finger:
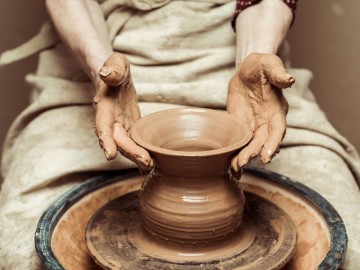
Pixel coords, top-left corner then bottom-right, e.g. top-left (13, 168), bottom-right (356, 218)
top-left (99, 53), bottom-right (130, 86)
top-left (231, 124), bottom-right (268, 174)
top-left (260, 112), bottom-right (287, 164)
top-left (94, 98), bottom-right (117, 160)
top-left (262, 55), bottom-right (295, 89)
top-left (113, 123), bottom-right (154, 173)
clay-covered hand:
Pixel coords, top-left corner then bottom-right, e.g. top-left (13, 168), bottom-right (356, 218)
top-left (227, 53), bottom-right (295, 174)
top-left (93, 52), bottom-right (154, 173)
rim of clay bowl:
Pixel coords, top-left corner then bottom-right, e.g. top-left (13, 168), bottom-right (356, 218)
top-left (35, 167), bottom-right (347, 270)
top-left (130, 108), bottom-right (253, 157)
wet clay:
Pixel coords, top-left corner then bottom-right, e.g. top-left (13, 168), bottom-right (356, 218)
top-left (130, 108), bottom-right (252, 244)
top-left (94, 52), bottom-right (153, 173)
top-left (51, 172), bottom-right (330, 270)
top-left (85, 191), bottom-right (296, 270)
top-left (227, 53), bottom-right (295, 172)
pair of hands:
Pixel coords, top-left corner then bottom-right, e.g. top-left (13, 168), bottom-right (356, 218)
top-left (93, 52), bottom-right (295, 175)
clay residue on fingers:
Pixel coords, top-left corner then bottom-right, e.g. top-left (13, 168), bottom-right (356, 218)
top-left (227, 53), bottom-right (294, 171)
top-left (99, 53), bottom-right (130, 86)
top-left (99, 65), bottom-right (126, 86)
top-left (94, 52), bottom-right (150, 168)
top-left (261, 54), bottom-right (295, 88)
top-left (114, 122), bottom-right (154, 173)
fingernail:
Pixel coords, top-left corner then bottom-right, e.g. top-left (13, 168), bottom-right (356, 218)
top-left (136, 154), bottom-right (147, 165)
top-left (99, 67), bottom-right (112, 77)
top-left (99, 131), bottom-right (107, 138)
top-left (239, 158), bottom-right (248, 169)
top-left (105, 148), bottom-right (111, 159)
top-left (261, 155), bottom-right (271, 164)
top-left (286, 75), bottom-right (295, 83)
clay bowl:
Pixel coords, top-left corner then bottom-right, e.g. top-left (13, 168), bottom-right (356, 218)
top-left (35, 168), bottom-right (347, 270)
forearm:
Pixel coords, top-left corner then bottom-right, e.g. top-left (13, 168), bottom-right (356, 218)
top-left (235, 0), bottom-right (292, 64)
top-left (45, 0), bottom-right (112, 83)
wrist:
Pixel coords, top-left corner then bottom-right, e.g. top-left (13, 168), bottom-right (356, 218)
top-left (234, 0), bottom-right (292, 65)
top-left (237, 45), bottom-right (277, 65)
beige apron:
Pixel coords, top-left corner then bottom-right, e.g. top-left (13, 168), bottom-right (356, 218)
top-left (0, 0), bottom-right (359, 269)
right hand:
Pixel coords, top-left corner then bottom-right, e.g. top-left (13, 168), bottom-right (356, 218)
top-left (93, 52), bottom-right (154, 173)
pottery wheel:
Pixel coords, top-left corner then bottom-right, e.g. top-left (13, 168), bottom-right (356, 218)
top-left (86, 191), bottom-right (297, 270)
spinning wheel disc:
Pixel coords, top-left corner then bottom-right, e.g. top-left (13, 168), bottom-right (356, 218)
top-left (86, 191), bottom-right (297, 270)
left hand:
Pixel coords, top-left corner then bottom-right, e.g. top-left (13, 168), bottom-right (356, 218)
top-left (227, 53), bottom-right (295, 175)
top-left (93, 53), bottom-right (154, 174)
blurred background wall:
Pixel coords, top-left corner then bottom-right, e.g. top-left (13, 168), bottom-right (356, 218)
top-left (0, 0), bottom-right (359, 160)
top-left (287, 0), bottom-right (360, 152)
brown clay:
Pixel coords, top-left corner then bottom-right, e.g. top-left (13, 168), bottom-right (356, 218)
top-left (227, 53), bottom-right (295, 173)
top-left (93, 52), bottom-right (153, 173)
top-left (130, 108), bottom-right (252, 244)
top-left (86, 191), bottom-right (297, 269)
top-left (51, 173), bottom-right (330, 270)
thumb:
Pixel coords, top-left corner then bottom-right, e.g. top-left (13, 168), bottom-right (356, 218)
top-left (263, 56), bottom-right (295, 89)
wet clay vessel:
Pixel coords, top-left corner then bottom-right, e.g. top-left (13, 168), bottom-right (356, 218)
top-left (130, 108), bottom-right (252, 244)
top-left (84, 109), bottom-right (298, 269)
